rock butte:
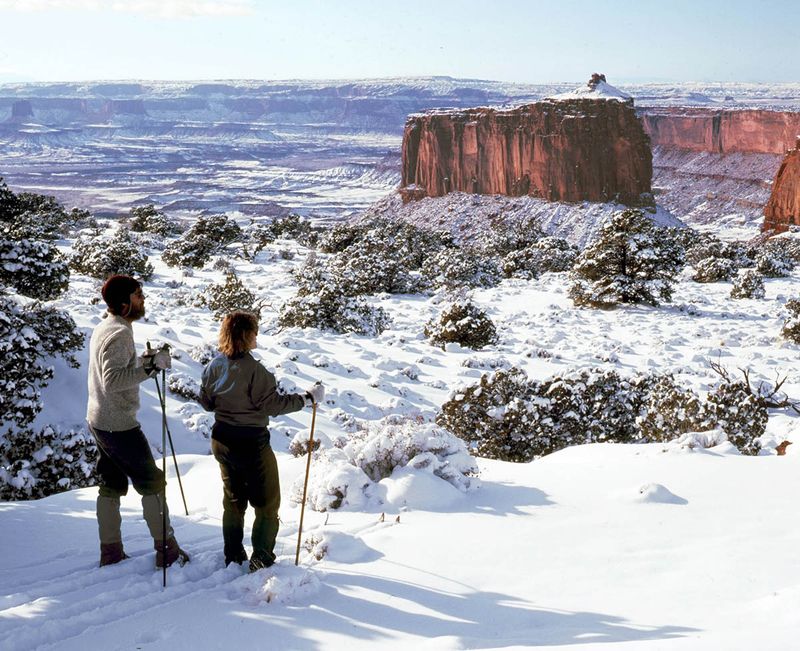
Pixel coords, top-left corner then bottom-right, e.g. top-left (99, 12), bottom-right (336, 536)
top-left (764, 138), bottom-right (800, 232)
top-left (401, 75), bottom-right (654, 207)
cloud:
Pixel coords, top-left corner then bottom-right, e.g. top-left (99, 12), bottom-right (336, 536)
top-left (0, 0), bottom-right (255, 18)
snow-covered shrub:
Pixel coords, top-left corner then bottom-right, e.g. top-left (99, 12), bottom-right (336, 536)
top-left (540, 367), bottom-right (647, 446)
top-left (424, 299), bottom-right (498, 350)
top-left (501, 247), bottom-right (542, 280)
top-left (568, 209), bottom-right (685, 308)
top-left (0, 425), bottom-right (97, 500)
top-left (763, 236), bottom-right (800, 263)
top-left (502, 237), bottom-right (578, 279)
top-left (671, 429), bottom-right (728, 451)
top-left (128, 204), bottom-right (177, 236)
top-left (246, 214), bottom-right (318, 257)
top-left (318, 223), bottom-right (366, 253)
top-left (705, 380), bottom-right (767, 455)
top-left (780, 299), bottom-right (800, 343)
top-left (475, 218), bottom-right (544, 255)
top-left (348, 416), bottom-right (479, 488)
top-left (692, 257), bottom-right (737, 283)
top-left (755, 248), bottom-right (794, 278)
top-left (201, 272), bottom-right (259, 319)
top-left (636, 374), bottom-right (709, 442)
top-left (0, 297), bottom-right (83, 430)
top-left (268, 213), bottom-right (316, 244)
top-left (290, 416), bottom-right (479, 511)
top-left (330, 247), bottom-right (423, 296)
top-left (162, 214), bottom-right (242, 268)
top-left (167, 372), bottom-right (201, 402)
top-left (437, 367), bottom-right (542, 462)
top-left (0, 237), bottom-right (70, 300)
top-left (439, 366), bottom-right (657, 462)
top-left (730, 269), bottom-right (765, 299)
top-left (70, 228), bottom-right (154, 280)
top-left (188, 341), bottom-right (218, 365)
top-left (278, 255), bottom-right (390, 336)
top-left (684, 232), bottom-right (751, 268)
top-left (0, 178), bottom-right (95, 240)
top-left (532, 237), bottom-right (579, 272)
top-left (288, 430), bottom-right (321, 457)
top-left (421, 247), bottom-right (501, 290)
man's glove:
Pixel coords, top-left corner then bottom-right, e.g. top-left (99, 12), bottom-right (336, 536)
top-left (306, 382), bottom-right (325, 405)
top-left (142, 346), bottom-right (171, 374)
top-left (152, 349), bottom-right (172, 370)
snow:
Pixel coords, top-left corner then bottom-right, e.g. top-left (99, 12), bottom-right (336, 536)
top-left (549, 80), bottom-right (633, 103)
top-left (3, 133), bottom-right (800, 648)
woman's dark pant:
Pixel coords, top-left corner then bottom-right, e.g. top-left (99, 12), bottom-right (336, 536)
top-left (211, 432), bottom-right (281, 565)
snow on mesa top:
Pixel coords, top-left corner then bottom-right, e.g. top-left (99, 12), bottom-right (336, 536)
top-left (549, 73), bottom-right (633, 102)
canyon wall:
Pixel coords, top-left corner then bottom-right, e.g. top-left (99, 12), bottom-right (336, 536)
top-left (401, 99), bottom-right (652, 205)
top-left (641, 108), bottom-right (800, 155)
top-left (638, 108), bottom-right (800, 230)
top-left (763, 138), bottom-right (800, 231)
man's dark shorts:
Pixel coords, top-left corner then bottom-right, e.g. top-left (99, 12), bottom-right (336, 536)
top-left (89, 425), bottom-right (165, 498)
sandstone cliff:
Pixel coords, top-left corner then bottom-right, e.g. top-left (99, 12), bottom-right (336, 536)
top-left (401, 80), bottom-right (652, 205)
top-left (764, 138), bottom-right (800, 232)
top-left (641, 108), bottom-right (800, 155)
top-left (639, 108), bottom-right (800, 230)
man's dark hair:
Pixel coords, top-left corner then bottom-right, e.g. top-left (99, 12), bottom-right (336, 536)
top-left (101, 275), bottom-right (141, 315)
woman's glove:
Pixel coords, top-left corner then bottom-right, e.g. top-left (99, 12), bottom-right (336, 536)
top-left (306, 382), bottom-right (325, 405)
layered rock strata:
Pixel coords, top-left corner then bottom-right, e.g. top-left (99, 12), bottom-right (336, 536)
top-left (640, 109), bottom-right (800, 155)
top-left (639, 108), bottom-right (800, 228)
top-left (764, 138), bottom-right (800, 232)
top-left (402, 96), bottom-right (652, 205)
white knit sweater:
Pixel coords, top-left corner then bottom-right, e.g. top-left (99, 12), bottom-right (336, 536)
top-left (86, 313), bottom-right (151, 432)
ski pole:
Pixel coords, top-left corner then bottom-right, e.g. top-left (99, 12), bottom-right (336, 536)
top-left (153, 370), bottom-right (189, 516)
top-left (295, 400), bottom-right (317, 566)
top-left (161, 374), bottom-right (167, 589)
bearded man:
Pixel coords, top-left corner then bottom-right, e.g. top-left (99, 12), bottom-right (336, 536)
top-left (87, 274), bottom-right (189, 568)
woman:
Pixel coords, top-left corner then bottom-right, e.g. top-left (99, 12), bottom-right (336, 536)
top-left (200, 311), bottom-right (324, 571)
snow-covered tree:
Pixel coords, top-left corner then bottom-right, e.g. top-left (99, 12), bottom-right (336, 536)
top-left (424, 298), bottom-right (498, 350)
top-left (730, 269), bottom-right (765, 299)
top-left (755, 248), bottom-right (794, 278)
top-left (421, 246), bottom-right (501, 290)
top-left (0, 180), bottom-right (91, 500)
top-left (692, 257), bottom-right (737, 283)
top-left (128, 204), bottom-right (177, 236)
top-left (781, 299), bottom-right (800, 343)
top-left (162, 214), bottom-right (242, 268)
top-left (202, 271), bottom-right (258, 319)
top-left (568, 209), bottom-right (685, 308)
top-left (70, 228), bottom-right (154, 280)
top-left (278, 254), bottom-right (390, 336)
top-left (502, 237), bottom-right (577, 279)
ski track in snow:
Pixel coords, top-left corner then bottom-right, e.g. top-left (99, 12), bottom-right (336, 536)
top-left (0, 530), bottom-right (323, 651)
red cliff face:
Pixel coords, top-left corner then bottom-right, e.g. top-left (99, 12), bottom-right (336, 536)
top-left (641, 108), bottom-right (800, 155)
top-left (401, 98), bottom-right (653, 206)
top-left (764, 138), bottom-right (800, 232)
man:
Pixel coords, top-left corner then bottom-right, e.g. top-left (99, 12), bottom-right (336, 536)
top-left (87, 274), bottom-right (189, 568)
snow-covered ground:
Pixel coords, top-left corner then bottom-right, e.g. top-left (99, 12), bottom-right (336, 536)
top-left (2, 197), bottom-right (800, 649)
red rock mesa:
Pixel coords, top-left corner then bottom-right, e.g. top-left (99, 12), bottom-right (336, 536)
top-left (401, 75), bottom-right (653, 206)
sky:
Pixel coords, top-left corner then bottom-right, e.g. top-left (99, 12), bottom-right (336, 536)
top-left (0, 0), bottom-right (798, 84)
